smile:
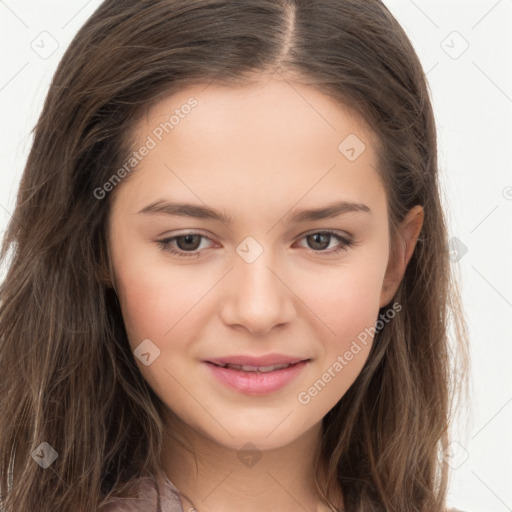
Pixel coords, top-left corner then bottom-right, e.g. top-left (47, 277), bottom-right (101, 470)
top-left (203, 360), bottom-right (309, 395)
top-left (210, 362), bottom-right (294, 372)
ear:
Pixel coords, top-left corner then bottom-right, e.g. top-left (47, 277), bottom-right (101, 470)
top-left (379, 205), bottom-right (424, 308)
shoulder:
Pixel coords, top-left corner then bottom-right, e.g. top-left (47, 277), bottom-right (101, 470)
top-left (98, 475), bottom-right (185, 512)
top-left (98, 476), bottom-right (159, 512)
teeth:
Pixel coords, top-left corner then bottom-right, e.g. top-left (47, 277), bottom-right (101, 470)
top-left (219, 363), bottom-right (293, 372)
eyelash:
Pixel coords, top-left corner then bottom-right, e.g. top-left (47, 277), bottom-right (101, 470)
top-left (156, 230), bottom-right (354, 258)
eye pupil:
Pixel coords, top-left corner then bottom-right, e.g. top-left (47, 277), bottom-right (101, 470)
top-left (308, 233), bottom-right (330, 250)
top-left (177, 234), bottom-right (201, 251)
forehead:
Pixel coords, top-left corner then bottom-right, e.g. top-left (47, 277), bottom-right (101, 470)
top-left (112, 78), bottom-right (386, 221)
top-left (139, 78), bottom-right (375, 154)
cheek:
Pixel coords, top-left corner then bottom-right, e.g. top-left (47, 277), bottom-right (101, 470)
top-left (114, 264), bottom-right (206, 402)
top-left (293, 255), bottom-right (387, 347)
top-left (116, 261), bottom-right (206, 345)
top-left (293, 263), bottom-right (386, 412)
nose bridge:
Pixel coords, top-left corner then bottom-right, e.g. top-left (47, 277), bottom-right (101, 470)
top-left (220, 235), bottom-right (294, 335)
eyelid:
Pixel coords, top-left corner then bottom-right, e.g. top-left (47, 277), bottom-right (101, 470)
top-left (298, 227), bottom-right (352, 239)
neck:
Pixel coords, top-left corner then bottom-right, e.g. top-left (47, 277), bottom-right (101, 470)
top-left (158, 413), bottom-right (342, 512)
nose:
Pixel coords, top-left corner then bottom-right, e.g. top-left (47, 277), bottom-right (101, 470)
top-left (219, 246), bottom-right (296, 336)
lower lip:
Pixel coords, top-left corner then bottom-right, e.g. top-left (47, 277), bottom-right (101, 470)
top-left (204, 361), bottom-right (309, 395)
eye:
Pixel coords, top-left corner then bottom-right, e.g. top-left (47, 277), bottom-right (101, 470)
top-left (156, 233), bottom-right (215, 258)
top-left (294, 230), bottom-right (354, 254)
top-left (156, 230), bottom-right (354, 259)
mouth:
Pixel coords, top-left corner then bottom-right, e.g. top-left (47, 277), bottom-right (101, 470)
top-left (204, 353), bottom-right (309, 368)
top-left (203, 357), bottom-right (310, 395)
top-left (207, 361), bottom-right (304, 373)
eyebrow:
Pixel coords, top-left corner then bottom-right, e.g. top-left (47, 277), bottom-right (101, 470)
top-left (137, 199), bottom-right (371, 224)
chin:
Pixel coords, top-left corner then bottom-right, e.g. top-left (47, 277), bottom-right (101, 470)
top-left (193, 415), bottom-right (319, 452)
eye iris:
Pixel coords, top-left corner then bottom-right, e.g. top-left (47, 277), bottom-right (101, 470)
top-left (177, 234), bottom-right (202, 251)
top-left (308, 233), bottom-right (330, 250)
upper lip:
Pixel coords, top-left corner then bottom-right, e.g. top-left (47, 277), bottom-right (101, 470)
top-left (205, 354), bottom-right (310, 367)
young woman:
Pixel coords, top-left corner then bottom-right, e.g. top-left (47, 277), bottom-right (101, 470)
top-left (0, 1), bottom-right (469, 511)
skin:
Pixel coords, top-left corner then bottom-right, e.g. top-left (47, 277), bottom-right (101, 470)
top-left (107, 74), bottom-right (424, 512)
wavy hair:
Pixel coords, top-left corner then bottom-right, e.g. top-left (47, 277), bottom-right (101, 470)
top-left (0, 1), bottom-right (469, 510)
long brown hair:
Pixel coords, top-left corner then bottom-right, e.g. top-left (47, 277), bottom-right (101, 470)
top-left (0, 1), bottom-right (469, 510)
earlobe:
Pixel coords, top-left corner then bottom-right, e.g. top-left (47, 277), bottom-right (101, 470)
top-left (379, 205), bottom-right (424, 308)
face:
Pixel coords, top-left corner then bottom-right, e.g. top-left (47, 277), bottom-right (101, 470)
top-left (107, 76), bottom-right (408, 452)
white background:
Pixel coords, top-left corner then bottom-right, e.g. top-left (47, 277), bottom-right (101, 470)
top-left (1, 1), bottom-right (511, 510)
